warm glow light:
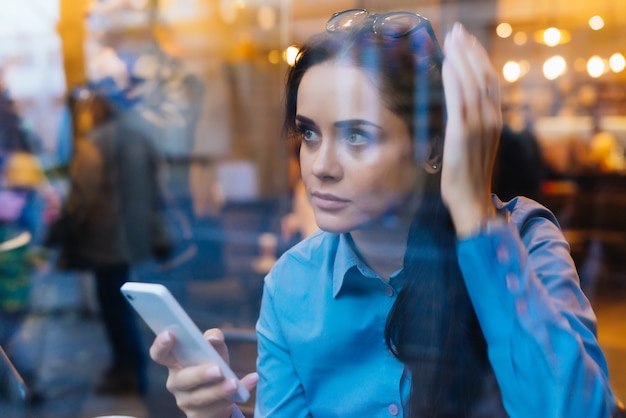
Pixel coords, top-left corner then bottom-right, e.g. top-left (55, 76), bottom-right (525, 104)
top-left (128, 0), bottom-right (149, 9)
top-left (519, 60), bottom-right (530, 76)
top-left (543, 55), bottom-right (567, 80)
top-left (543, 27), bottom-right (561, 47)
top-left (534, 28), bottom-right (570, 45)
top-left (513, 32), bottom-right (527, 45)
top-left (220, 0), bottom-right (237, 23)
top-left (284, 45), bottom-right (300, 66)
top-left (574, 58), bottom-right (587, 72)
top-left (587, 55), bottom-right (605, 78)
top-left (268, 50), bottom-right (281, 65)
top-left (496, 23), bottom-right (513, 38)
top-left (502, 61), bottom-right (521, 82)
top-left (589, 15), bottom-right (604, 30)
top-left (609, 53), bottom-right (626, 72)
top-left (257, 5), bottom-right (276, 30)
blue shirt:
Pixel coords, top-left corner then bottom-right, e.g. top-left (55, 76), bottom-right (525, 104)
top-left (254, 196), bottom-right (616, 417)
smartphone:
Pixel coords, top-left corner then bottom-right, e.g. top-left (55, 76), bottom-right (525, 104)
top-left (120, 282), bottom-right (250, 403)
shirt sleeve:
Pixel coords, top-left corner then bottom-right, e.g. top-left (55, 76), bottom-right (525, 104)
top-left (457, 215), bottom-right (616, 418)
top-left (255, 271), bottom-right (312, 418)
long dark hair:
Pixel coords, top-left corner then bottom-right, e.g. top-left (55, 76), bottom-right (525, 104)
top-left (284, 16), bottom-right (497, 417)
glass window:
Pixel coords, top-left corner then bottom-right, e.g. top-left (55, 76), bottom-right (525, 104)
top-left (1, 1), bottom-right (624, 416)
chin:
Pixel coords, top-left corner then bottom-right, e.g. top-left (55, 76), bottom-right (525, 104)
top-left (314, 212), bottom-right (370, 234)
top-left (315, 221), bottom-right (352, 234)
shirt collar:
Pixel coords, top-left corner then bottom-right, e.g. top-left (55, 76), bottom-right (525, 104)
top-left (332, 233), bottom-right (397, 298)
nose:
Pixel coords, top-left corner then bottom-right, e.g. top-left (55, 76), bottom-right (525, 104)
top-left (310, 139), bottom-right (342, 181)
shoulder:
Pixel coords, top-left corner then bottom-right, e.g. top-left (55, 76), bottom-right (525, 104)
top-left (496, 195), bottom-right (571, 255)
top-left (271, 230), bottom-right (338, 275)
top-left (264, 230), bottom-right (339, 293)
top-left (497, 195), bottom-right (560, 233)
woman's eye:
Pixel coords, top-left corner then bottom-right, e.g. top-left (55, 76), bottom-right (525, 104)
top-left (298, 126), bottom-right (319, 142)
top-left (342, 130), bottom-right (374, 146)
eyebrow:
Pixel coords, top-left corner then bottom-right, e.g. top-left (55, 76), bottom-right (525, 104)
top-left (296, 115), bottom-right (383, 131)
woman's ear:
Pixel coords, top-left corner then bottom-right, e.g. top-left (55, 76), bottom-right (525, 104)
top-left (423, 135), bottom-right (442, 174)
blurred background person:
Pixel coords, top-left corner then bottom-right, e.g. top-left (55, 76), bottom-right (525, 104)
top-left (0, 82), bottom-right (53, 401)
top-left (46, 87), bottom-right (172, 396)
top-left (492, 103), bottom-right (546, 202)
top-left (280, 179), bottom-right (318, 243)
top-left (280, 143), bottom-right (318, 250)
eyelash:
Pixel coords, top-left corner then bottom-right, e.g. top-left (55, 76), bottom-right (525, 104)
top-left (296, 124), bottom-right (318, 142)
top-left (295, 124), bottom-right (378, 147)
top-left (339, 128), bottom-right (376, 146)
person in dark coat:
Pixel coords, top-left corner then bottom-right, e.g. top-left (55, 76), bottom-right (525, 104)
top-left (56, 88), bottom-right (171, 395)
top-left (492, 103), bottom-right (545, 202)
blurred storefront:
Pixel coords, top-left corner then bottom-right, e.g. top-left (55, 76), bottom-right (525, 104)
top-left (1, 0), bottom-right (625, 309)
top-left (51, 0), bottom-right (626, 278)
top-left (0, 2), bottom-right (69, 168)
top-left (3, 0), bottom-right (624, 194)
top-left (1, 1), bottom-right (625, 415)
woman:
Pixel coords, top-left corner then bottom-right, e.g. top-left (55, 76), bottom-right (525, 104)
top-left (150, 9), bottom-right (617, 417)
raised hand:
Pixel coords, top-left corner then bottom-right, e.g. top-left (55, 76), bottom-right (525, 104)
top-left (440, 22), bottom-right (503, 237)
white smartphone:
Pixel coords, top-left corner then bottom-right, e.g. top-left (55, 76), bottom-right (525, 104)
top-left (120, 282), bottom-right (250, 403)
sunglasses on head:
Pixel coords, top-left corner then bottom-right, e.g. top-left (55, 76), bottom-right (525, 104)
top-left (325, 9), bottom-right (444, 62)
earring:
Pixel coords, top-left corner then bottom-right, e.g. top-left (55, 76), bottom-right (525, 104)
top-left (423, 159), bottom-right (441, 174)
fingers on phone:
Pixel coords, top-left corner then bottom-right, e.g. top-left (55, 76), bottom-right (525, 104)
top-left (204, 328), bottom-right (224, 343)
top-left (241, 372), bottom-right (259, 391)
top-left (169, 364), bottom-right (241, 401)
top-left (150, 331), bottom-right (177, 365)
top-left (167, 364), bottom-right (216, 394)
top-left (204, 328), bottom-right (230, 361)
top-left (173, 380), bottom-right (237, 413)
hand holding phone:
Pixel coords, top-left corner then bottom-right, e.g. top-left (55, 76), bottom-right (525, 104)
top-left (120, 282), bottom-right (250, 403)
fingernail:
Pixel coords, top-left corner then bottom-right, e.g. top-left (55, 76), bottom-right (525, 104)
top-left (247, 372), bottom-right (259, 385)
top-left (159, 331), bottom-right (171, 345)
top-left (207, 334), bottom-right (221, 342)
top-left (455, 24), bottom-right (464, 40)
top-left (205, 365), bottom-right (223, 379)
top-left (222, 378), bottom-right (238, 393)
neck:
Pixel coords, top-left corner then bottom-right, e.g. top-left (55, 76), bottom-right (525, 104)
top-left (349, 195), bottom-right (419, 282)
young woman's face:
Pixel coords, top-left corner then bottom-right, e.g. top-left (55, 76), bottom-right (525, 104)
top-left (297, 62), bottom-right (420, 233)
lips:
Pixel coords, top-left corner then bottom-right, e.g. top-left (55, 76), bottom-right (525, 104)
top-left (311, 192), bottom-right (350, 211)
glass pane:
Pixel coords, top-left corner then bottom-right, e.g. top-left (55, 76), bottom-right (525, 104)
top-left (0, 1), bottom-right (624, 416)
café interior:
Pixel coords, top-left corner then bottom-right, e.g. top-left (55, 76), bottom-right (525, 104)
top-left (1, 0), bottom-right (625, 416)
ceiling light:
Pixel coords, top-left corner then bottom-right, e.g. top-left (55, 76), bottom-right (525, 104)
top-left (496, 23), bottom-right (513, 38)
top-left (589, 16), bottom-right (604, 30)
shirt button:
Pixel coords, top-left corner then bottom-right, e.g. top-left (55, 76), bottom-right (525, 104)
top-left (506, 272), bottom-right (519, 293)
top-left (385, 287), bottom-right (395, 297)
top-left (496, 245), bottom-right (510, 264)
top-left (388, 403), bottom-right (399, 416)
